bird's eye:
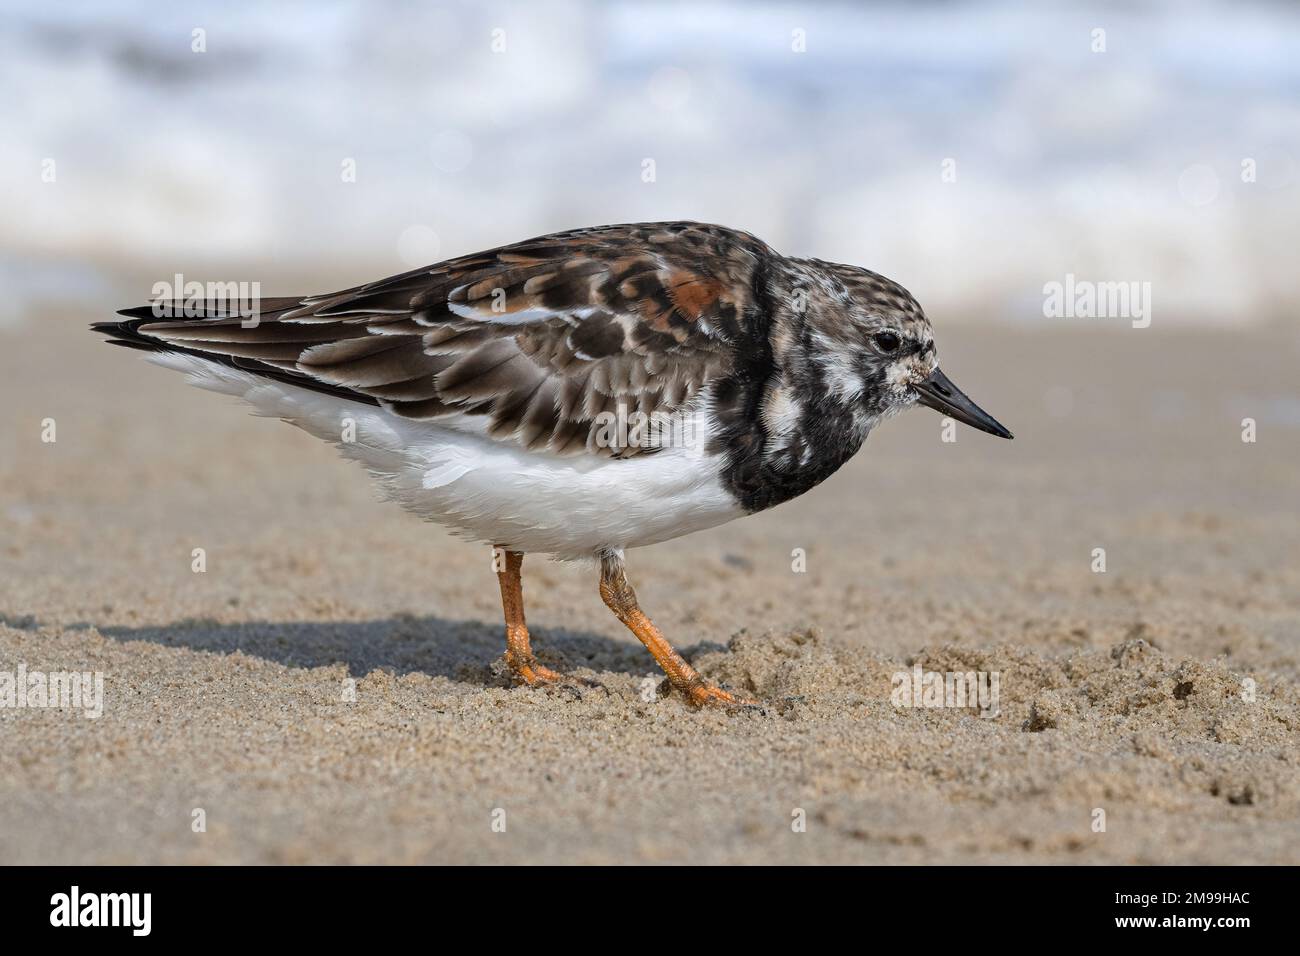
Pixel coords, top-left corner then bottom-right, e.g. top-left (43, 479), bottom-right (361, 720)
top-left (873, 331), bottom-right (902, 353)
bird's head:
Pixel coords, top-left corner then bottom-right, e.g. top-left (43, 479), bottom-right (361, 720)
top-left (792, 259), bottom-right (1013, 440)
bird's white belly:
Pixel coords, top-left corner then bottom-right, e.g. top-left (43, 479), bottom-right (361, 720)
top-left (153, 353), bottom-right (744, 558)
top-left (396, 424), bottom-right (744, 556)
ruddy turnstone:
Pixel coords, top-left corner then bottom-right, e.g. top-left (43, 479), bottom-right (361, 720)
top-left (94, 221), bottom-right (1011, 707)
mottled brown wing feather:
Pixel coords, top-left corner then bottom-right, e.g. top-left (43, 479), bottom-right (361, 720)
top-left (124, 222), bottom-right (768, 457)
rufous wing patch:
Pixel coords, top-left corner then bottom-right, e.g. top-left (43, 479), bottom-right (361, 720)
top-left (667, 272), bottom-right (725, 321)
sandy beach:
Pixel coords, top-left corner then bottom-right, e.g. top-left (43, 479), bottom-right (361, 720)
top-left (2, 312), bottom-right (1297, 864)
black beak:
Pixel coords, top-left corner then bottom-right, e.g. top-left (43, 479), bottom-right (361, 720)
top-left (913, 367), bottom-right (1014, 439)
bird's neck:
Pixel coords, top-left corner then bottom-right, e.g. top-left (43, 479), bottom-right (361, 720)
top-left (709, 261), bottom-right (876, 513)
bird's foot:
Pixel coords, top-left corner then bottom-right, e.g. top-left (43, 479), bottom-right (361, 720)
top-left (506, 652), bottom-right (605, 699)
top-left (680, 679), bottom-right (763, 713)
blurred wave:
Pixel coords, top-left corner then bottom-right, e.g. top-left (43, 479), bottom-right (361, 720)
top-left (2, 0), bottom-right (1298, 327)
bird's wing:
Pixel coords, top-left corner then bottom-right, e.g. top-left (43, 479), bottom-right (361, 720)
top-left (97, 222), bottom-right (768, 456)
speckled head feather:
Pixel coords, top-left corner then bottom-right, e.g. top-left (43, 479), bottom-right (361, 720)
top-left (783, 257), bottom-right (938, 406)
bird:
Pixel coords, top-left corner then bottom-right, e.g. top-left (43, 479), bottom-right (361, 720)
top-left (93, 221), bottom-right (1012, 708)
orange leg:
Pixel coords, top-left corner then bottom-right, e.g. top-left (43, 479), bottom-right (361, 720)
top-left (495, 549), bottom-right (594, 692)
top-left (598, 553), bottom-right (756, 709)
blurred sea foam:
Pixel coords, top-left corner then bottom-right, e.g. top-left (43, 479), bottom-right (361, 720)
top-left (2, 0), bottom-right (1298, 328)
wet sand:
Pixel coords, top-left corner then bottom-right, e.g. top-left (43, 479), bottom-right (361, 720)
top-left (1, 312), bottom-right (1297, 864)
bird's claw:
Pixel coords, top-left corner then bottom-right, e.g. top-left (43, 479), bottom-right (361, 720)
top-left (681, 680), bottom-right (764, 713)
top-left (506, 654), bottom-right (605, 700)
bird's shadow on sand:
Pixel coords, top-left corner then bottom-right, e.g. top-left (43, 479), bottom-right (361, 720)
top-left (55, 614), bottom-right (725, 687)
